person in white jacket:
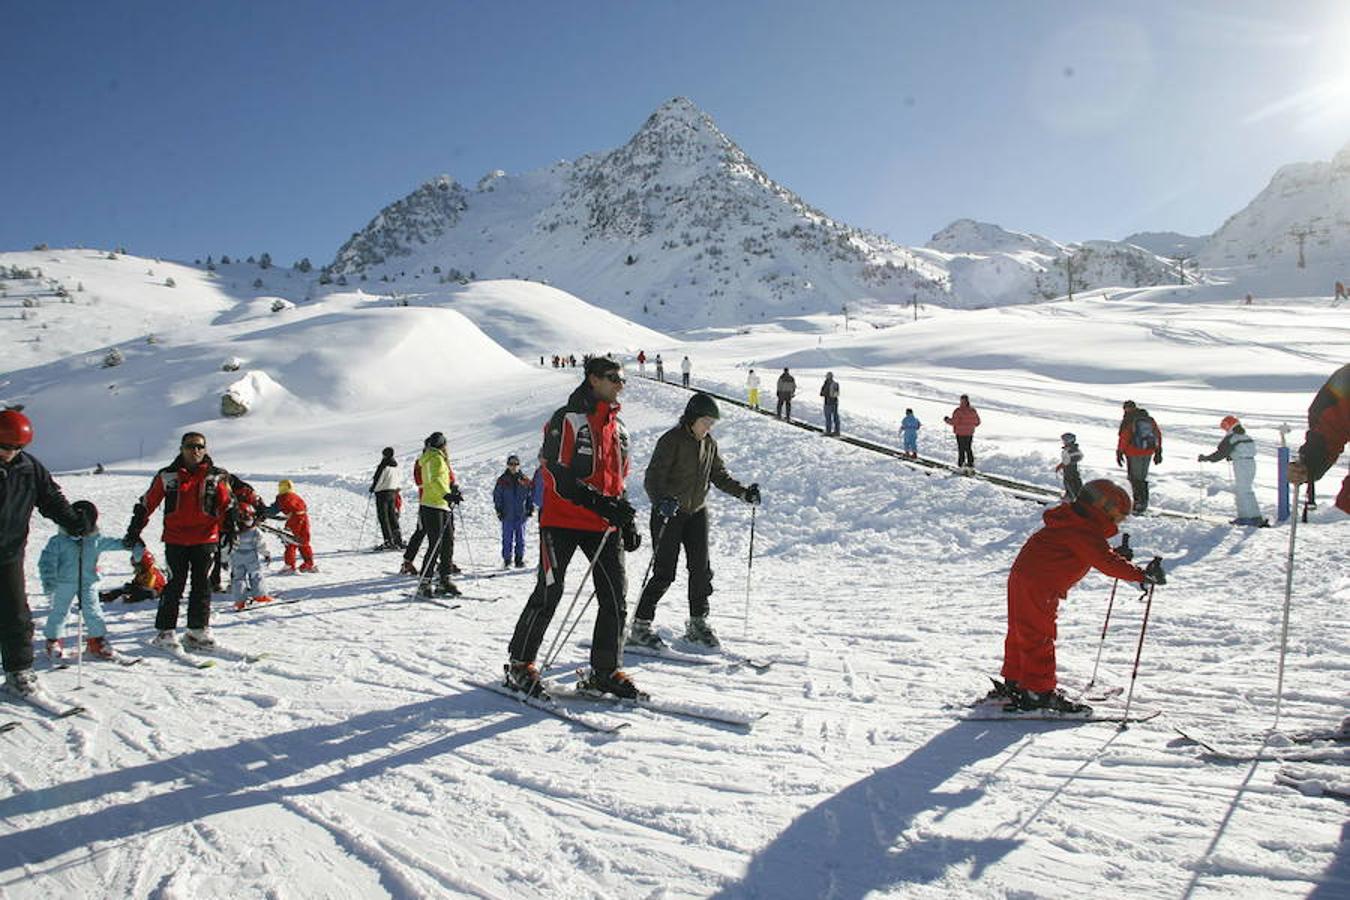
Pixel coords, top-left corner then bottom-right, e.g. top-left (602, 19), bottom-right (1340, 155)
top-left (1197, 416), bottom-right (1265, 526)
top-left (681, 355), bottom-right (692, 388)
top-left (746, 369), bottom-right (761, 410)
top-left (369, 447), bottom-right (405, 550)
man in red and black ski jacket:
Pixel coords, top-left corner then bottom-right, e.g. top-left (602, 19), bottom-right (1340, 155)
top-left (506, 356), bottom-right (643, 698)
top-left (1290, 362), bottom-right (1350, 514)
top-left (124, 432), bottom-right (233, 639)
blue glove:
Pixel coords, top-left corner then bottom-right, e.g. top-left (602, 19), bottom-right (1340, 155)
top-left (656, 497), bottom-right (680, 519)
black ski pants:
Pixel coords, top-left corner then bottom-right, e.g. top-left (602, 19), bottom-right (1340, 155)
top-left (776, 394), bottom-right (792, 420)
top-left (418, 506), bottom-right (454, 583)
top-left (157, 542), bottom-right (216, 631)
top-left (956, 435), bottom-right (975, 469)
top-left (0, 557), bottom-right (34, 673)
top-left (375, 490), bottom-right (403, 546)
top-left (508, 526), bottom-right (627, 672)
top-left (636, 508), bottom-right (713, 621)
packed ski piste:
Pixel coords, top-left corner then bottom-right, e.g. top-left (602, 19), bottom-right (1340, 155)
top-left (0, 262), bottom-right (1346, 898)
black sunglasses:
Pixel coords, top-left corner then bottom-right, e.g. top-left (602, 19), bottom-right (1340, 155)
top-left (182, 443), bottom-right (207, 450)
top-left (0, 443), bottom-right (22, 452)
top-left (602, 372), bottom-right (626, 384)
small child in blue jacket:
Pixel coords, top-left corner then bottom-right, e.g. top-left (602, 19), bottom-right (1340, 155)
top-left (899, 409), bottom-right (922, 458)
top-left (39, 500), bottom-right (126, 660)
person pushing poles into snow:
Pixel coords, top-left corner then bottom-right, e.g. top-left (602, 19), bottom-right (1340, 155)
top-left (1197, 416), bottom-right (1267, 526)
top-left (630, 392), bottom-right (761, 652)
top-left (992, 479), bottom-right (1164, 715)
top-left (504, 355), bottom-right (643, 700)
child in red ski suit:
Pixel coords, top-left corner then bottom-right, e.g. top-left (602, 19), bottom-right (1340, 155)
top-left (268, 480), bottom-right (315, 572)
top-left (1001, 480), bottom-right (1150, 710)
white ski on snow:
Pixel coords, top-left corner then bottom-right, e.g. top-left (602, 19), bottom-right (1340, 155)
top-left (473, 678), bottom-right (629, 735)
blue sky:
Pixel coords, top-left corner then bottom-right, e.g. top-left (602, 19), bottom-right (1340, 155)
top-left (4, 1), bottom-right (1349, 266)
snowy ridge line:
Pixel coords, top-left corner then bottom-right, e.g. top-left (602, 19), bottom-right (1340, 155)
top-left (647, 375), bottom-right (1217, 523)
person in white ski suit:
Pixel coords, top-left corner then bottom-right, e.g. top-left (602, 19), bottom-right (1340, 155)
top-left (681, 356), bottom-right (692, 388)
top-left (1198, 416), bottom-right (1263, 525)
top-left (746, 370), bottom-right (761, 410)
top-left (229, 512), bottom-right (270, 608)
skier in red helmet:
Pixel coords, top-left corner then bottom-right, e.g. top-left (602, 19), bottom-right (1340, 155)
top-left (0, 408), bottom-right (89, 698)
top-left (996, 479), bottom-right (1164, 714)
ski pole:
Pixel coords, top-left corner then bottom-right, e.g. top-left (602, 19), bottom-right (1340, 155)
top-left (1086, 533), bottom-right (1129, 691)
top-left (743, 504), bottom-right (757, 638)
top-left (1119, 579), bottom-right (1157, 729)
top-left (455, 504), bottom-right (475, 570)
top-left (541, 527), bottom-right (614, 669)
top-left (75, 537), bottom-right (85, 689)
top-left (638, 515), bottom-right (672, 597)
top-left (355, 492), bottom-right (372, 552)
top-left (1273, 504), bottom-right (1299, 730)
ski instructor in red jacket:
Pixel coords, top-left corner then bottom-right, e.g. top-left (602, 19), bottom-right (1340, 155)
top-left (998, 479), bottom-right (1163, 714)
top-left (124, 431), bottom-right (233, 652)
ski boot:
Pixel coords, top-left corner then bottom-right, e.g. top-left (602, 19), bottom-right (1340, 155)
top-left (627, 618), bottom-right (667, 651)
top-left (86, 637), bottom-right (116, 660)
top-left (45, 638), bottom-right (64, 661)
top-left (184, 627), bottom-right (216, 650)
top-left (2, 669), bottom-right (39, 697)
top-left (435, 580), bottom-right (461, 597)
top-left (578, 668), bottom-right (646, 700)
top-left (502, 559), bottom-right (511, 570)
top-left (983, 677), bottom-right (1019, 702)
top-left (683, 616), bottom-right (720, 648)
top-left (504, 661), bottom-right (547, 698)
top-left (399, 559), bottom-right (419, 576)
top-left (449, 563), bottom-right (462, 575)
top-left (298, 562), bottom-right (318, 573)
top-left (514, 557), bottom-right (526, 569)
top-left (151, 630), bottom-right (180, 649)
top-left (1012, 688), bottom-right (1090, 715)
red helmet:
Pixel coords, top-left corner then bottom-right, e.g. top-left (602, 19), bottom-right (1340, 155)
top-left (1220, 415), bottom-right (1239, 431)
top-left (140, 550), bottom-right (155, 566)
top-left (1079, 479), bottom-right (1132, 519)
top-left (0, 409), bottom-right (33, 447)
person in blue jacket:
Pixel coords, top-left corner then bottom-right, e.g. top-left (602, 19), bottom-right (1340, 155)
top-left (39, 500), bottom-right (126, 661)
top-left (899, 409), bottom-right (922, 458)
top-left (493, 454), bottom-right (535, 568)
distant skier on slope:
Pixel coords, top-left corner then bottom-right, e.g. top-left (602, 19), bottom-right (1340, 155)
top-left (899, 409), bottom-right (921, 458)
top-left (1197, 416), bottom-right (1266, 526)
top-left (681, 355), bottom-right (692, 388)
top-left (943, 395), bottom-right (980, 473)
top-left (630, 393), bottom-right (760, 651)
top-left (493, 454), bottom-right (534, 569)
top-left (1055, 432), bottom-right (1084, 501)
top-left (637, 350), bottom-right (647, 377)
top-left (746, 369), bottom-right (761, 410)
top-left (1288, 362), bottom-right (1350, 514)
top-left (655, 354), bottom-right (665, 383)
top-left (775, 368), bottom-right (797, 420)
top-left (1116, 400), bottom-right (1162, 513)
top-left (369, 447), bottom-right (404, 551)
top-left (504, 356), bottom-right (643, 700)
top-left (995, 479), bottom-right (1162, 714)
top-left (820, 372), bottom-right (841, 436)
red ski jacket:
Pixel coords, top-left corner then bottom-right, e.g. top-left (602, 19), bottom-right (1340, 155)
top-left (1008, 503), bottom-right (1145, 599)
top-left (131, 455), bottom-right (232, 546)
top-left (1298, 362), bottom-right (1350, 513)
top-left (538, 382), bottom-right (631, 532)
top-left (946, 404), bottom-right (980, 436)
top-left (272, 492), bottom-right (311, 541)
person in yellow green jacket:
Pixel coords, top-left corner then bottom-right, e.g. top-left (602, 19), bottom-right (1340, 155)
top-left (415, 432), bottom-right (462, 597)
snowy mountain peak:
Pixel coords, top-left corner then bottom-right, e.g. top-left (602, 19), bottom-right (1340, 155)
top-left (330, 175), bottom-right (469, 274)
top-left (926, 219), bottom-right (1064, 256)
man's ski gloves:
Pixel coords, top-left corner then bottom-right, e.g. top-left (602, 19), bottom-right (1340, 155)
top-left (590, 493), bottom-right (637, 528)
top-left (1143, 556), bottom-right (1166, 586)
top-left (1153, 451), bottom-right (1163, 464)
top-left (655, 497), bottom-right (680, 519)
top-left (621, 522), bottom-right (642, 552)
top-left (744, 483), bottom-right (762, 505)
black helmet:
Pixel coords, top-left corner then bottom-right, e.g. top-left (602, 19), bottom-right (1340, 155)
top-left (72, 499), bottom-right (98, 528)
top-left (683, 392), bottom-right (720, 424)
top-left (382, 446), bottom-right (395, 457)
top-left (427, 431), bottom-right (446, 449)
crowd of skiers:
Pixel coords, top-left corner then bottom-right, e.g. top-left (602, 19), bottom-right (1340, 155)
top-left (0, 361), bottom-right (1345, 708)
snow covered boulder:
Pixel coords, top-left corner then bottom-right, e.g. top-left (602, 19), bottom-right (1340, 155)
top-left (222, 356), bottom-right (242, 372)
top-left (220, 370), bottom-right (284, 417)
top-left (101, 348), bottom-right (124, 368)
top-left (270, 297), bottom-right (295, 313)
